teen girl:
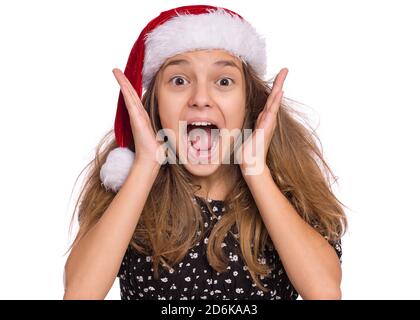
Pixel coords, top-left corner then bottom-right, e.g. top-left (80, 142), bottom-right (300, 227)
top-left (64, 5), bottom-right (347, 300)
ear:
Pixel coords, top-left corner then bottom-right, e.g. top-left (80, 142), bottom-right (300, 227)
top-left (99, 147), bottom-right (135, 192)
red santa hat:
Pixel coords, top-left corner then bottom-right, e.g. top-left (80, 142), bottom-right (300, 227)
top-left (100, 4), bottom-right (267, 192)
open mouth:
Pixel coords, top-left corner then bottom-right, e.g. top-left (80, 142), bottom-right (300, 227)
top-left (185, 122), bottom-right (221, 163)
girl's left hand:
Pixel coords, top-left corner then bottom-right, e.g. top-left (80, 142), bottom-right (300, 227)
top-left (236, 68), bottom-right (288, 177)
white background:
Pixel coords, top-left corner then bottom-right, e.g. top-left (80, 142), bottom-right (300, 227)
top-left (0, 0), bottom-right (419, 299)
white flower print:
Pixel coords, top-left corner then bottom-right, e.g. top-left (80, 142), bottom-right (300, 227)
top-left (117, 195), bottom-right (309, 301)
top-left (189, 252), bottom-right (198, 259)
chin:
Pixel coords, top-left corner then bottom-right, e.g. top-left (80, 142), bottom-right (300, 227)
top-left (183, 162), bottom-right (222, 177)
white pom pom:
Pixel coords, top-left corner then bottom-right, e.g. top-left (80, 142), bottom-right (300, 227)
top-left (100, 147), bottom-right (135, 192)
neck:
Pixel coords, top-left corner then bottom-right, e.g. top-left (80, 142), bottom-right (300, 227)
top-left (192, 165), bottom-right (238, 201)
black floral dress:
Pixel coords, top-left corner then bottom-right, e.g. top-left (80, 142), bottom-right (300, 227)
top-left (117, 195), bottom-right (342, 300)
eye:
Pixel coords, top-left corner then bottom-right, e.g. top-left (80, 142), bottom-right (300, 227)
top-left (169, 76), bottom-right (189, 86)
top-left (217, 78), bottom-right (234, 87)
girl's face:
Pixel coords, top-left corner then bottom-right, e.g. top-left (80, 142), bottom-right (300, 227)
top-left (157, 49), bottom-right (246, 177)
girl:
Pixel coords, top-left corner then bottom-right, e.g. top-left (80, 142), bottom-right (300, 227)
top-left (64, 5), bottom-right (347, 300)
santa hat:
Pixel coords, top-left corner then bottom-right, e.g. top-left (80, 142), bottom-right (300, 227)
top-left (100, 4), bottom-right (267, 192)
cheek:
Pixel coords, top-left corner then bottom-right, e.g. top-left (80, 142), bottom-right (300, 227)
top-left (222, 97), bottom-right (246, 129)
top-left (157, 96), bottom-right (183, 130)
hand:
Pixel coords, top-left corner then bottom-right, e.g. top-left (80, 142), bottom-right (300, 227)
top-left (236, 68), bottom-right (288, 177)
top-left (112, 68), bottom-right (164, 167)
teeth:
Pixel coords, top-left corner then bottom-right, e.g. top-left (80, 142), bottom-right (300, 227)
top-left (190, 121), bottom-right (213, 126)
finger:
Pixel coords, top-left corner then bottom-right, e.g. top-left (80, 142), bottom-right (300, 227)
top-left (113, 69), bottom-right (144, 118)
top-left (267, 89), bottom-right (284, 114)
top-left (125, 78), bottom-right (142, 106)
top-left (119, 83), bottom-right (138, 114)
top-left (123, 75), bottom-right (149, 118)
top-left (264, 68), bottom-right (288, 112)
top-left (112, 69), bottom-right (142, 107)
top-left (113, 68), bottom-right (128, 89)
top-left (262, 90), bottom-right (283, 128)
top-left (265, 81), bottom-right (280, 109)
top-left (266, 68), bottom-right (289, 109)
top-left (255, 110), bottom-right (264, 129)
top-left (274, 68), bottom-right (288, 92)
top-left (114, 78), bottom-right (141, 123)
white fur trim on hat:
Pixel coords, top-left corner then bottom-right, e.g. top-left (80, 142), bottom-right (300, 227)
top-left (100, 147), bottom-right (135, 192)
top-left (142, 7), bottom-right (266, 89)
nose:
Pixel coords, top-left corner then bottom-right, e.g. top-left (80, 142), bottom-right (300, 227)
top-left (188, 81), bottom-right (213, 108)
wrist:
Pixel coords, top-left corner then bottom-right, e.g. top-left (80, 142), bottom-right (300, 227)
top-left (132, 159), bottom-right (161, 176)
top-left (241, 163), bottom-right (270, 178)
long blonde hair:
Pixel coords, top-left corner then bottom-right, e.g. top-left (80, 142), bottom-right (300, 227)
top-left (67, 61), bottom-right (347, 292)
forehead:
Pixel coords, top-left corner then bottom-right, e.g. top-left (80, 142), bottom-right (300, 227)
top-left (162, 49), bottom-right (243, 71)
top-left (175, 49), bottom-right (241, 61)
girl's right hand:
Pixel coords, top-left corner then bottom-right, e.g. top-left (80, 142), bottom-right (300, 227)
top-left (112, 68), bottom-right (164, 168)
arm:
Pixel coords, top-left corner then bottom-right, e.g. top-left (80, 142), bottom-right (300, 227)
top-left (238, 68), bottom-right (341, 299)
top-left (63, 68), bottom-right (164, 299)
top-left (63, 160), bottom-right (160, 300)
top-left (244, 166), bottom-right (342, 300)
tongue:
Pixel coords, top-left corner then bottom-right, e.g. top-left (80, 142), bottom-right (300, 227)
top-left (190, 126), bottom-right (213, 150)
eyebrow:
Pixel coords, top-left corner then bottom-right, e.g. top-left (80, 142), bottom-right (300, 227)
top-left (162, 59), bottom-right (241, 72)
